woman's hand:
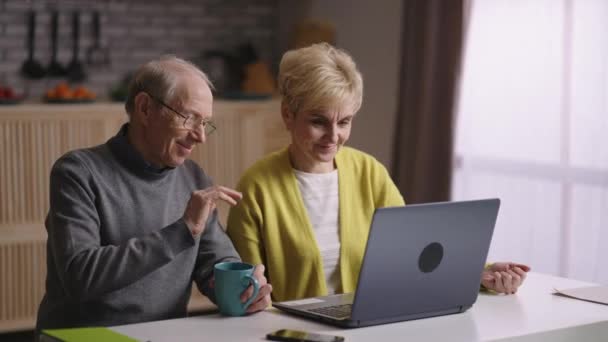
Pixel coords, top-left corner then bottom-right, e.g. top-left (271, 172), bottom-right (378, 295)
top-left (481, 262), bottom-right (531, 294)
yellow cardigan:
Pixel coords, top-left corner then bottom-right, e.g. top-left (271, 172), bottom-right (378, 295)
top-left (227, 147), bottom-right (405, 302)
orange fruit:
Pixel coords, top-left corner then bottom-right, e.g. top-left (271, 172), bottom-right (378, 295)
top-left (57, 88), bottom-right (72, 99)
top-left (73, 86), bottom-right (88, 99)
top-left (55, 82), bottom-right (69, 93)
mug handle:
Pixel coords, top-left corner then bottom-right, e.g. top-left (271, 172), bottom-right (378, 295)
top-left (242, 275), bottom-right (260, 309)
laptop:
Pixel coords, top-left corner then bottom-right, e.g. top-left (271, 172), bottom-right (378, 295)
top-left (273, 198), bottom-right (500, 328)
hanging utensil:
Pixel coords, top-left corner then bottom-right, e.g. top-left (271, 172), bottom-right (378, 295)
top-left (86, 11), bottom-right (110, 66)
top-left (46, 11), bottom-right (66, 77)
top-left (20, 10), bottom-right (46, 79)
top-left (66, 11), bottom-right (86, 82)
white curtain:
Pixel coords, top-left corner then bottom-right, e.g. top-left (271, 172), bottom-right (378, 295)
top-left (453, 0), bottom-right (608, 284)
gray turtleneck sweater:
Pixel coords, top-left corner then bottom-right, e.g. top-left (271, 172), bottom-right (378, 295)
top-left (36, 124), bottom-right (240, 330)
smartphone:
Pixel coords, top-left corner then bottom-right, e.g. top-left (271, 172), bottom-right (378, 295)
top-left (266, 329), bottom-right (345, 342)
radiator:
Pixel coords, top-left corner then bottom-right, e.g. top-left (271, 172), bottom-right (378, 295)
top-left (0, 227), bottom-right (46, 332)
top-left (0, 117), bottom-right (123, 226)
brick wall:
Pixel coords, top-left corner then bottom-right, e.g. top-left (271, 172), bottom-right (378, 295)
top-left (0, 0), bottom-right (278, 100)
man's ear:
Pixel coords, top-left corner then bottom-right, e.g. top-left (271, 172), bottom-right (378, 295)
top-left (281, 101), bottom-right (293, 130)
top-left (133, 92), bottom-right (152, 126)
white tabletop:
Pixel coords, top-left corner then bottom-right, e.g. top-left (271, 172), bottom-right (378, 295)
top-left (112, 273), bottom-right (608, 341)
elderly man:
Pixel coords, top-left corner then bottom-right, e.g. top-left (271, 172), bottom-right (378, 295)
top-left (36, 56), bottom-right (272, 331)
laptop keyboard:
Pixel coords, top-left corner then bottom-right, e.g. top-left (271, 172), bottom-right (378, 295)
top-left (308, 304), bottom-right (352, 319)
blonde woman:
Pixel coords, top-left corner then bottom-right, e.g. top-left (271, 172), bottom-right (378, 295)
top-left (227, 43), bottom-right (528, 302)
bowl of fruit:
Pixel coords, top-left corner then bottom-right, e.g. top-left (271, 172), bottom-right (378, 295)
top-left (0, 85), bottom-right (24, 105)
top-left (45, 83), bottom-right (96, 103)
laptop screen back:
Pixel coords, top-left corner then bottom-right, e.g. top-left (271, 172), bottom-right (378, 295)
top-left (351, 199), bottom-right (499, 321)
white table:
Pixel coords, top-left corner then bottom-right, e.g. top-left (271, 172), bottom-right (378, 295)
top-left (112, 273), bottom-right (608, 341)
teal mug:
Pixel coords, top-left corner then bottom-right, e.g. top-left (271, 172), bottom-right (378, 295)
top-left (214, 262), bottom-right (260, 316)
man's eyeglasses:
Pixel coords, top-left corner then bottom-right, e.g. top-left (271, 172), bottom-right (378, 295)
top-left (147, 93), bottom-right (216, 136)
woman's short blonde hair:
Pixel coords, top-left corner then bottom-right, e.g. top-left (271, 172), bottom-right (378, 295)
top-left (278, 43), bottom-right (363, 115)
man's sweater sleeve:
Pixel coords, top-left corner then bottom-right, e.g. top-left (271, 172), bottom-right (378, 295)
top-left (47, 155), bottom-right (196, 301)
top-left (192, 210), bottom-right (241, 303)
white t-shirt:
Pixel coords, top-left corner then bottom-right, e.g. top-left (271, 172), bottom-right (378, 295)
top-left (294, 169), bottom-right (341, 294)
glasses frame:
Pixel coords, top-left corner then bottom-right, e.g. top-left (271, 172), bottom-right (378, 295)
top-left (147, 93), bottom-right (216, 136)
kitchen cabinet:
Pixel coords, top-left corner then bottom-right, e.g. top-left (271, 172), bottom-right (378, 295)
top-left (0, 99), bottom-right (288, 332)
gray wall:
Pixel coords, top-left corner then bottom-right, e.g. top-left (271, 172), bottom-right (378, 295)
top-left (279, 0), bottom-right (403, 170)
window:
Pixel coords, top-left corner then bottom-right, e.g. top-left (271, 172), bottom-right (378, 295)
top-left (453, 0), bottom-right (608, 283)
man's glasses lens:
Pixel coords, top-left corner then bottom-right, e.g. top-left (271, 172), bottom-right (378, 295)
top-left (149, 93), bottom-right (216, 135)
top-left (184, 117), bottom-right (216, 135)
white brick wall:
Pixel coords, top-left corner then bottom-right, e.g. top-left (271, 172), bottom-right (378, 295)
top-left (0, 0), bottom-right (278, 100)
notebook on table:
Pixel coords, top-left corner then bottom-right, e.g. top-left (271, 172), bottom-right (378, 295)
top-left (40, 327), bottom-right (137, 342)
